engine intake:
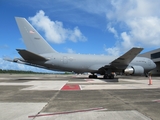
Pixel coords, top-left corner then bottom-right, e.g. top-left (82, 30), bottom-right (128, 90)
top-left (124, 66), bottom-right (144, 75)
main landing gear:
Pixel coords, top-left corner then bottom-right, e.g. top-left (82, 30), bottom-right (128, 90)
top-left (103, 74), bottom-right (114, 79)
top-left (89, 74), bottom-right (97, 78)
top-left (88, 74), bottom-right (115, 79)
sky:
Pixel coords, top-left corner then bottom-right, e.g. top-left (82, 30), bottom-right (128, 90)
top-left (1, 0), bottom-right (160, 72)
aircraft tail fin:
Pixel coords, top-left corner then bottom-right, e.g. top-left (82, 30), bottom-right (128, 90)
top-left (15, 17), bottom-right (57, 54)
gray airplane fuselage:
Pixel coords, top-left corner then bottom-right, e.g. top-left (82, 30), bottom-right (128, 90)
top-left (38, 53), bottom-right (156, 74)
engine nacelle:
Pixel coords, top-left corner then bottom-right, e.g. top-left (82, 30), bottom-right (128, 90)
top-left (13, 58), bottom-right (19, 62)
top-left (13, 58), bottom-right (26, 64)
top-left (124, 66), bottom-right (144, 75)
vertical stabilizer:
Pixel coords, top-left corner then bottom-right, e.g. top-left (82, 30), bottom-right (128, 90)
top-left (15, 17), bottom-right (57, 54)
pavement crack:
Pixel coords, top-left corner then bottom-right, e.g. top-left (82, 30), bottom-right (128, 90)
top-left (32, 90), bottom-right (61, 119)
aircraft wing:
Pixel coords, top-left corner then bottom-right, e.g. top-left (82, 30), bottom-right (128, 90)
top-left (16, 49), bottom-right (47, 61)
top-left (87, 47), bottom-right (144, 72)
top-left (89, 64), bottom-right (108, 71)
top-left (110, 47), bottom-right (143, 67)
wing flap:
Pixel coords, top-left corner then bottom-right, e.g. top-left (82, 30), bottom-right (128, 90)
top-left (111, 47), bottom-right (143, 66)
top-left (89, 64), bottom-right (107, 71)
top-left (17, 49), bottom-right (47, 61)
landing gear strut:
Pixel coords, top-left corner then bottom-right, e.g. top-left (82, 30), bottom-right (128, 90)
top-left (88, 74), bottom-right (97, 78)
top-left (145, 73), bottom-right (148, 77)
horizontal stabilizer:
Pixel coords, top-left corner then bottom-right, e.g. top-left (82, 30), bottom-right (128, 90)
top-left (17, 49), bottom-right (47, 61)
top-left (3, 57), bottom-right (13, 62)
top-left (111, 47), bottom-right (143, 66)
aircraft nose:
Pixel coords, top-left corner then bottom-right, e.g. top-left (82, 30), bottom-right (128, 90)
top-left (151, 61), bottom-right (156, 69)
top-left (153, 62), bottom-right (156, 69)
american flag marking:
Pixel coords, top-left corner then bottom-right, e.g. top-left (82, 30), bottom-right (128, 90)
top-left (29, 30), bottom-right (35, 34)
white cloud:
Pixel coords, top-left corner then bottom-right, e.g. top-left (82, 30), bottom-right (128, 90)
top-left (126, 17), bottom-right (160, 46)
top-left (107, 23), bottom-right (118, 38)
top-left (121, 32), bottom-right (133, 50)
top-left (65, 0), bottom-right (160, 55)
top-left (104, 45), bottom-right (120, 56)
top-left (0, 58), bottom-right (26, 70)
top-left (29, 10), bottom-right (87, 44)
top-left (104, 47), bottom-right (120, 56)
top-left (66, 48), bottom-right (76, 54)
top-left (0, 45), bottom-right (9, 49)
top-left (68, 0), bottom-right (109, 15)
top-left (13, 1), bottom-right (160, 55)
top-left (0, 58), bottom-right (52, 73)
top-left (105, 0), bottom-right (160, 55)
top-left (69, 27), bottom-right (86, 42)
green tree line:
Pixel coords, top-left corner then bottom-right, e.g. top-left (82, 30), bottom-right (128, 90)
top-left (0, 69), bottom-right (48, 74)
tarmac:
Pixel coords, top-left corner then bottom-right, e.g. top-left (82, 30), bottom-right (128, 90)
top-left (0, 74), bottom-right (160, 120)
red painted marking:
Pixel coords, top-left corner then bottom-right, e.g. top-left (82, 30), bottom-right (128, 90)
top-left (28, 107), bottom-right (104, 118)
top-left (61, 84), bottom-right (80, 91)
top-left (152, 99), bottom-right (160, 103)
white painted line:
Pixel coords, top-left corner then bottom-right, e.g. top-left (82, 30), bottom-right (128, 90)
top-left (81, 83), bottom-right (160, 90)
top-left (0, 102), bottom-right (46, 120)
top-left (0, 81), bottom-right (68, 90)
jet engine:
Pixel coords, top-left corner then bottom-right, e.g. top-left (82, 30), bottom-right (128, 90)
top-left (124, 66), bottom-right (144, 75)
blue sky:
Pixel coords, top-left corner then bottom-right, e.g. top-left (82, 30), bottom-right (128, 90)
top-left (1, 0), bottom-right (160, 72)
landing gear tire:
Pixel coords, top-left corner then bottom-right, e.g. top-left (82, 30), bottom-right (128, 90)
top-left (145, 73), bottom-right (148, 77)
top-left (103, 74), bottom-right (114, 79)
top-left (109, 74), bottom-right (114, 79)
top-left (89, 75), bottom-right (97, 78)
top-left (103, 74), bottom-right (108, 79)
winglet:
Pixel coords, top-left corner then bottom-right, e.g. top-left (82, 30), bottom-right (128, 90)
top-left (111, 47), bottom-right (143, 66)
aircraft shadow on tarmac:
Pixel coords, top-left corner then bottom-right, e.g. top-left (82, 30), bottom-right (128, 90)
top-left (100, 78), bottom-right (119, 82)
top-left (13, 75), bottom-right (119, 82)
top-left (71, 76), bottom-right (119, 82)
